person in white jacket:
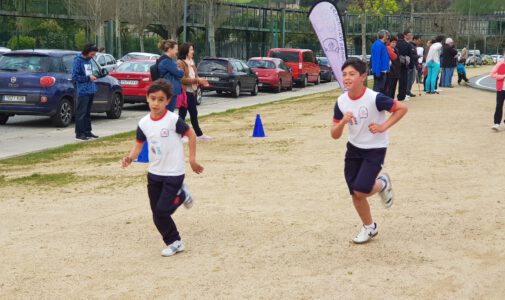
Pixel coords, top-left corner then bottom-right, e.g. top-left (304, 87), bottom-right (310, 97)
top-left (425, 36), bottom-right (444, 94)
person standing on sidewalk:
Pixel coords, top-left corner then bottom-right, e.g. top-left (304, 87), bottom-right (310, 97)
top-left (405, 31), bottom-right (419, 99)
top-left (72, 43), bottom-right (99, 141)
top-left (371, 30), bottom-right (390, 93)
top-left (440, 38), bottom-right (458, 88)
top-left (425, 36), bottom-right (444, 94)
top-left (490, 49), bottom-right (505, 131)
top-left (396, 33), bottom-right (411, 101)
top-left (158, 39), bottom-right (184, 112)
top-left (385, 37), bottom-right (400, 99)
top-left (177, 43), bottom-right (212, 142)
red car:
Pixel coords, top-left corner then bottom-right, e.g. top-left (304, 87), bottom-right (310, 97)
top-left (246, 57), bottom-right (293, 93)
top-left (267, 48), bottom-right (320, 87)
top-left (109, 60), bottom-right (155, 103)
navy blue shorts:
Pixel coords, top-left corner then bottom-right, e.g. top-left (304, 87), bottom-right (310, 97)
top-left (344, 142), bottom-right (387, 195)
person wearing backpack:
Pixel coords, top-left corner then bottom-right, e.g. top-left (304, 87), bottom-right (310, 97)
top-left (396, 33), bottom-right (411, 101)
top-left (157, 40), bottom-right (184, 112)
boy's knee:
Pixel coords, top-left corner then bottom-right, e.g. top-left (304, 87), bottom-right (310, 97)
top-left (352, 191), bottom-right (367, 199)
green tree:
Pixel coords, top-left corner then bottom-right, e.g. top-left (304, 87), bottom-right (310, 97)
top-left (7, 36), bottom-right (36, 50)
top-left (348, 0), bottom-right (401, 59)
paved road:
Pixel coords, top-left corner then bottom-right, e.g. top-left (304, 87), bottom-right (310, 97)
top-left (0, 82), bottom-right (340, 159)
top-left (468, 74), bottom-right (495, 92)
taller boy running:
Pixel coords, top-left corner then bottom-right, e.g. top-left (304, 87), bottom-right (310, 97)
top-left (331, 58), bottom-right (408, 244)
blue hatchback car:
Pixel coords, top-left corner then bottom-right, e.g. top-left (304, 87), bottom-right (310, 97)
top-left (0, 49), bottom-right (123, 127)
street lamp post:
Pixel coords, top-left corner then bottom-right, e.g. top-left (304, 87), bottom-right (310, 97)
top-left (183, 0), bottom-right (188, 43)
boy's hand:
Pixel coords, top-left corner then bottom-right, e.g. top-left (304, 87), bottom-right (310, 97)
top-left (90, 75), bottom-right (97, 81)
top-left (368, 122), bottom-right (385, 134)
top-left (342, 112), bottom-right (355, 125)
top-left (121, 156), bottom-right (132, 169)
top-left (190, 159), bottom-right (204, 174)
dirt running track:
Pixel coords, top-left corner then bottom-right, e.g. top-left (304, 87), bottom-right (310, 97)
top-left (1, 66), bottom-right (504, 299)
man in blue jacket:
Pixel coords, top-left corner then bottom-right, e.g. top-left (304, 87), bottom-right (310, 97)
top-left (371, 30), bottom-right (390, 93)
top-left (72, 44), bottom-right (99, 141)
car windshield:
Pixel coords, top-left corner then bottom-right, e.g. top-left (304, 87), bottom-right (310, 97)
top-left (247, 60), bottom-right (275, 69)
top-left (0, 55), bottom-right (61, 72)
top-left (198, 60), bottom-right (228, 73)
top-left (318, 58), bottom-right (329, 66)
top-left (116, 61), bottom-right (153, 73)
top-left (270, 51), bottom-right (299, 63)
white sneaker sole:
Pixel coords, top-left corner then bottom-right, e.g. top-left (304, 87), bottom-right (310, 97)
top-left (353, 232), bottom-right (378, 244)
top-left (380, 173), bottom-right (394, 209)
top-left (492, 127), bottom-right (500, 131)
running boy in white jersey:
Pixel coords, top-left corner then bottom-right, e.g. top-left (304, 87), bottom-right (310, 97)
top-left (331, 58), bottom-right (408, 244)
top-left (121, 79), bottom-right (204, 257)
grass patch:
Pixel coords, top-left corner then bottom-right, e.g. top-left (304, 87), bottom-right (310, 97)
top-left (0, 131), bottom-right (135, 167)
top-left (7, 172), bottom-right (80, 186)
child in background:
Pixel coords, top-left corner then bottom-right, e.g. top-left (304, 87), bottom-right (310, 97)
top-left (457, 58), bottom-right (469, 85)
top-left (490, 50), bottom-right (505, 131)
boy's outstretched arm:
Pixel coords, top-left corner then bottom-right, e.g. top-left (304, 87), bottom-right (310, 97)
top-left (121, 141), bottom-right (144, 169)
top-left (186, 128), bottom-right (204, 174)
top-left (369, 101), bottom-right (408, 134)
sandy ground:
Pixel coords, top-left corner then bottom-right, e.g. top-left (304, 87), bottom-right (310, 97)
top-left (1, 66), bottom-right (504, 299)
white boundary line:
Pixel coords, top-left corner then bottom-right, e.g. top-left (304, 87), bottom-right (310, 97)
top-left (475, 75), bottom-right (491, 88)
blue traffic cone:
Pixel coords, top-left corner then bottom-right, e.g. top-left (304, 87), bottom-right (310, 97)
top-left (252, 114), bottom-right (266, 138)
top-left (136, 142), bottom-right (149, 163)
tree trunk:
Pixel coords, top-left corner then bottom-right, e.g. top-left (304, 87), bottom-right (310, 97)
top-left (96, 24), bottom-right (105, 48)
top-left (139, 33), bottom-right (145, 52)
top-left (207, 3), bottom-right (216, 57)
top-left (115, 3), bottom-right (121, 58)
top-left (361, 10), bottom-right (367, 59)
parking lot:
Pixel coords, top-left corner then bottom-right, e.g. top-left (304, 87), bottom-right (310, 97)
top-left (0, 81), bottom-right (340, 159)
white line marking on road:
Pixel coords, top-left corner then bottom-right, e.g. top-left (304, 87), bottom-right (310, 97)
top-left (475, 75), bottom-right (490, 88)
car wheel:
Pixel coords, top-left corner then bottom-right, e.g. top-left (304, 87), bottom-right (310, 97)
top-left (301, 75), bottom-right (308, 88)
top-left (315, 75), bottom-right (321, 85)
top-left (106, 93), bottom-right (123, 119)
top-left (251, 82), bottom-right (258, 96)
top-left (232, 83), bottom-right (241, 98)
top-left (196, 87), bottom-right (203, 105)
top-left (51, 98), bottom-right (73, 127)
top-left (0, 114), bottom-right (9, 125)
top-left (275, 80), bottom-right (282, 93)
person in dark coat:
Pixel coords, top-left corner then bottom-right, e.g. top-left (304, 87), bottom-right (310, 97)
top-left (440, 38), bottom-right (458, 87)
top-left (385, 37), bottom-right (401, 99)
top-left (395, 33), bottom-right (411, 101)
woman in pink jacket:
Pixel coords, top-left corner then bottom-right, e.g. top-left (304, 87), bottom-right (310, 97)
top-left (490, 51), bottom-right (505, 131)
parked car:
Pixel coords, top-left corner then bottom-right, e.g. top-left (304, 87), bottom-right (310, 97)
top-left (267, 48), bottom-right (320, 87)
top-left (117, 52), bottom-right (160, 65)
top-left (0, 49), bottom-right (123, 127)
top-left (95, 53), bottom-right (118, 72)
top-left (197, 57), bottom-right (258, 98)
top-left (482, 55), bottom-right (494, 65)
top-left (246, 57), bottom-right (292, 93)
top-left (466, 53), bottom-right (483, 66)
top-left (109, 60), bottom-right (155, 104)
top-left (491, 54), bottom-right (504, 63)
top-left (0, 47), bottom-right (10, 55)
top-left (316, 56), bottom-right (334, 82)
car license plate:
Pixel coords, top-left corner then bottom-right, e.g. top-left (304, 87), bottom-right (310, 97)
top-left (204, 77), bottom-right (219, 82)
top-left (120, 80), bottom-right (138, 86)
top-left (3, 95), bottom-right (26, 102)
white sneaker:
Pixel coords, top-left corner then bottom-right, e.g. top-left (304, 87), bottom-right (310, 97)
top-left (197, 134), bottom-right (213, 142)
top-left (179, 183), bottom-right (194, 209)
top-left (405, 95), bottom-right (411, 101)
top-left (492, 124), bottom-right (500, 131)
top-left (181, 136), bottom-right (189, 144)
top-left (435, 89), bottom-right (443, 92)
top-left (353, 223), bottom-right (378, 244)
top-left (378, 173), bottom-right (393, 209)
top-left (161, 240), bottom-right (185, 257)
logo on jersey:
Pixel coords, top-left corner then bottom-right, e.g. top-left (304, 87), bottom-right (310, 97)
top-left (160, 128), bottom-right (169, 137)
top-left (359, 106), bottom-right (368, 119)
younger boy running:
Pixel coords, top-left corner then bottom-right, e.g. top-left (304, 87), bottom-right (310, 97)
top-left (490, 50), bottom-right (505, 131)
top-left (121, 79), bottom-right (204, 256)
top-left (331, 58), bottom-right (408, 244)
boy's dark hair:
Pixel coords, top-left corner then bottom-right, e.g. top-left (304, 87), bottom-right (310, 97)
top-left (341, 58), bottom-right (367, 75)
top-left (389, 36), bottom-right (398, 42)
top-left (147, 79), bottom-right (173, 99)
top-left (397, 32), bottom-right (405, 40)
top-left (435, 35), bottom-right (445, 43)
top-left (82, 43), bottom-right (98, 55)
top-left (178, 43), bottom-right (194, 60)
top-left (413, 35), bottom-right (421, 41)
top-left (403, 30), bottom-right (411, 36)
